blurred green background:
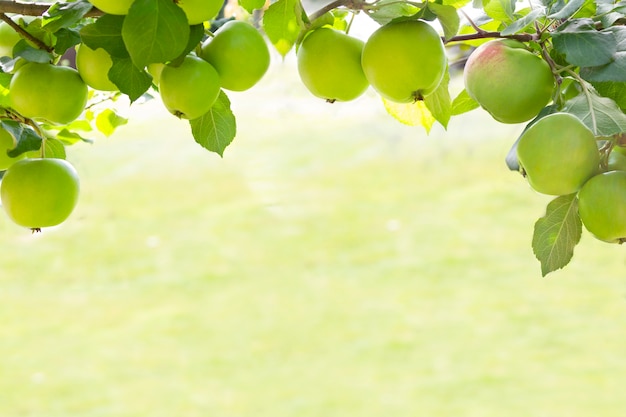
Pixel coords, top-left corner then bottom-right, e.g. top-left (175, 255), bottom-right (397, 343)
top-left (1, 56), bottom-right (626, 417)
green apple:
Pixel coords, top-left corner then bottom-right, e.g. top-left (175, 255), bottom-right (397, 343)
top-left (10, 63), bottom-right (88, 124)
top-left (0, 126), bottom-right (25, 170)
top-left (76, 44), bottom-right (118, 91)
top-left (1, 158), bottom-right (80, 229)
top-left (0, 21), bottom-right (21, 58)
top-left (199, 20), bottom-right (270, 92)
top-left (147, 63), bottom-right (165, 85)
top-left (176, 0), bottom-right (223, 25)
top-left (159, 55), bottom-right (221, 120)
top-left (578, 171), bottom-right (626, 243)
top-left (88, 0), bottom-right (134, 15)
top-left (296, 27), bottom-right (368, 102)
top-left (608, 147), bottom-right (626, 171)
top-left (361, 20), bottom-right (446, 103)
top-left (464, 39), bottom-right (555, 124)
top-left (516, 113), bottom-right (599, 195)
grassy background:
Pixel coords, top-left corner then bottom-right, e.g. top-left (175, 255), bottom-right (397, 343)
top-left (1, 56), bottom-right (626, 416)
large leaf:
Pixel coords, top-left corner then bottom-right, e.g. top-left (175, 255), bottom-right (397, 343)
top-left (121, 0), bottom-right (189, 67)
top-left (190, 91), bottom-right (237, 157)
top-left (239, 0), bottom-right (266, 13)
top-left (562, 90), bottom-right (626, 136)
top-left (580, 27), bottom-right (626, 82)
top-left (532, 194), bottom-right (582, 277)
top-left (263, 0), bottom-right (305, 57)
top-left (551, 18), bottom-right (616, 67)
top-left (592, 81), bottom-right (626, 111)
top-left (80, 14), bottom-right (128, 58)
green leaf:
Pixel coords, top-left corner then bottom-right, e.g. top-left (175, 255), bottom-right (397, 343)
top-left (548, 0), bottom-right (585, 19)
top-left (42, 138), bottom-right (67, 159)
top-left (240, 0), bottom-right (266, 13)
top-left (80, 14), bottom-right (128, 58)
top-left (500, 8), bottom-right (545, 36)
top-left (597, 0), bottom-right (626, 27)
top-left (532, 194), bottom-right (582, 277)
top-left (190, 91), bottom-right (237, 157)
top-left (424, 70), bottom-right (451, 128)
top-left (1, 120), bottom-right (43, 158)
top-left (108, 57), bottom-right (153, 102)
top-left (172, 24), bottom-right (205, 65)
top-left (483, 0), bottom-right (515, 22)
top-left (12, 40), bottom-right (53, 63)
top-left (562, 90), bottom-right (626, 136)
top-left (263, 0), bottom-right (306, 57)
top-left (54, 28), bottom-right (81, 56)
top-left (450, 89), bottom-right (480, 115)
top-left (382, 98), bottom-right (436, 133)
top-left (428, 3), bottom-right (459, 40)
top-left (592, 81), bottom-right (626, 111)
top-left (42, 0), bottom-right (93, 32)
top-left (551, 18), bottom-right (616, 67)
top-left (95, 108), bottom-right (129, 137)
top-left (580, 27), bottom-right (626, 82)
top-left (443, 0), bottom-right (471, 8)
top-left (121, 0), bottom-right (189, 67)
top-left (55, 128), bottom-right (91, 145)
top-left (366, 0), bottom-right (422, 26)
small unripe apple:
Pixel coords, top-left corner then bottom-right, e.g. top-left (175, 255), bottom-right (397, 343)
top-left (464, 39), bottom-right (555, 124)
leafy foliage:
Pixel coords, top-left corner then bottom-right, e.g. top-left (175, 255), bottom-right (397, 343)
top-left (0, 0), bottom-right (625, 274)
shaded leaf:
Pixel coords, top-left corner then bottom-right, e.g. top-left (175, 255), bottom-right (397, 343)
top-left (122, 0), bottom-right (189, 67)
top-left (548, 0), bottom-right (585, 19)
top-left (1, 120), bottom-right (43, 158)
top-left (80, 14), bottom-right (128, 58)
top-left (108, 57), bottom-right (153, 102)
top-left (190, 91), bottom-right (237, 157)
top-left (532, 194), bottom-right (582, 277)
top-left (42, 0), bottom-right (93, 32)
top-left (552, 18), bottom-right (616, 67)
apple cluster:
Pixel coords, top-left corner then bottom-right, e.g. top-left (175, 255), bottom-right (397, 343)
top-left (0, 0), bottom-right (273, 231)
top-left (296, 20), bottom-right (447, 104)
top-left (461, 39), bottom-right (626, 244)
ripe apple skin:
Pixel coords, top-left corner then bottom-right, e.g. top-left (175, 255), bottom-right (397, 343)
top-left (88, 0), bottom-right (134, 15)
top-left (76, 44), bottom-right (118, 91)
top-left (516, 113), bottom-right (599, 195)
top-left (0, 126), bottom-right (25, 170)
top-left (296, 27), bottom-right (368, 102)
top-left (10, 63), bottom-right (88, 124)
top-left (200, 21), bottom-right (270, 92)
top-left (464, 39), bottom-right (554, 124)
top-left (177, 0), bottom-right (223, 25)
top-left (578, 171), bottom-right (626, 243)
top-left (0, 22), bottom-right (21, 57)
top-left (0, 158), bottom-right (80, 229)
top-left (361, 20), bottom-right (446, 103)
top-left (159, 55), bottom-right (221, 120)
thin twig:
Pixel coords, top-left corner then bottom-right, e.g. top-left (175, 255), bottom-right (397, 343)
top-left (0, 12), bottom-right (52, 52)
top-left (0, 0), bottom-right (103, 17)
